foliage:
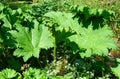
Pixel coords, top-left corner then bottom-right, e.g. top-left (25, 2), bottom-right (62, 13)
top-left (71, 5), bottom-right (115, 29)
top-left (111, 59), bottom-right (120, 79)
top-left (44, 11), bottom-right (116, 58)
top-left (22, 67), bottom-right (74, 79)
top-left (0, 67), bottom-right (75, 79)
top-left (22, 67), bottom-right (47, 79)
top-left (0, 1), bottom-right (119, 79)
top-left (44, 11), bottom-right (79, 42)
top-left (9, 20), bottom-right (53, 62)
top-left (44, 11), bottom-right (79, 60)
top-left (71, 0), bottom-right (120, 41)
top-left (69, 25), bottom-right (116, 58)
top-left (0, 68), bottom-right (21, 79)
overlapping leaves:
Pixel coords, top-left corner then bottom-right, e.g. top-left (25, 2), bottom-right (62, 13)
top-left (71, 5), bottom-right (115, 20)
top-left (44, 11), bottom-right (81, 43)
top-left (71, 5), bottom-right (115, 29)
top-left (23, 67), bottom-right (47, 79)
top-left (44, 11), bottom-right (116, 58)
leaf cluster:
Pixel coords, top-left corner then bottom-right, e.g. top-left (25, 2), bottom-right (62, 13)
top-left (0, 2), bottom-right (119, 79)
top-left (71, 5), bottom-right (115, 29)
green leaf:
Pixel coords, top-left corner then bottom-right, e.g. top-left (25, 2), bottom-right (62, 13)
top-left (89, 8), bottom-right (98, 16)
top-left (44, 11), bottom-right (80, 32)
top-left (10, 20), bottom-right (53, 62)
top-left (2, 17), bottom-right (12, 29)
top-left (0, 3), bottom-right (4, 11)
top-left (0, 13), bottom-right (6, 19)
top-left (69, 25), bottom-right (116, 58)
top-left (111, 59), bottom-right (120, 78)
top-left (0, 68), bottom-right (18, 79)
top-left (23, 67), bottom-right (48, 79)
top-left (44, 11), bottom-right (81, 44)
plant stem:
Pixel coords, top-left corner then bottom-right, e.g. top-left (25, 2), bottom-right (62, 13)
top-left (53, 36), bottom-right (57, 61)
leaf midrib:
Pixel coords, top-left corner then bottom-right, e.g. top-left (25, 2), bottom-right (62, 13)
top-left (21, 26), bottom-right (34, 51)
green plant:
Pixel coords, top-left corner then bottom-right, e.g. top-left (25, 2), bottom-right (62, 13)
top-left (22, 67), bottom-right (48, 79)
top-left (43, 10), bottom-right (117, 78)
top-left (69, 25), bottom-right (116, 58)
top-left (71, 5), bottom-right (115, 29)
top-left (9, 20), bottom-right (53, 61)
top-left (44, 11), bottom-right (80, 61)
top-left (111, 58), bottom-right (120, 78)
top-left (0, 68), bottom-right (21, 79)
top-left (0, 2), bottom-right (119, 78)
top-left (44, 10), bottom-right (116, 58)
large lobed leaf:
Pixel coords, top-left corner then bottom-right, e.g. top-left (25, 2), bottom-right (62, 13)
top-left (9, 20), bottom-right (53, 62)
top-left (44, 11), bottom-right (81, 32)
top-left (69, 25), bottom-right (117, 57)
